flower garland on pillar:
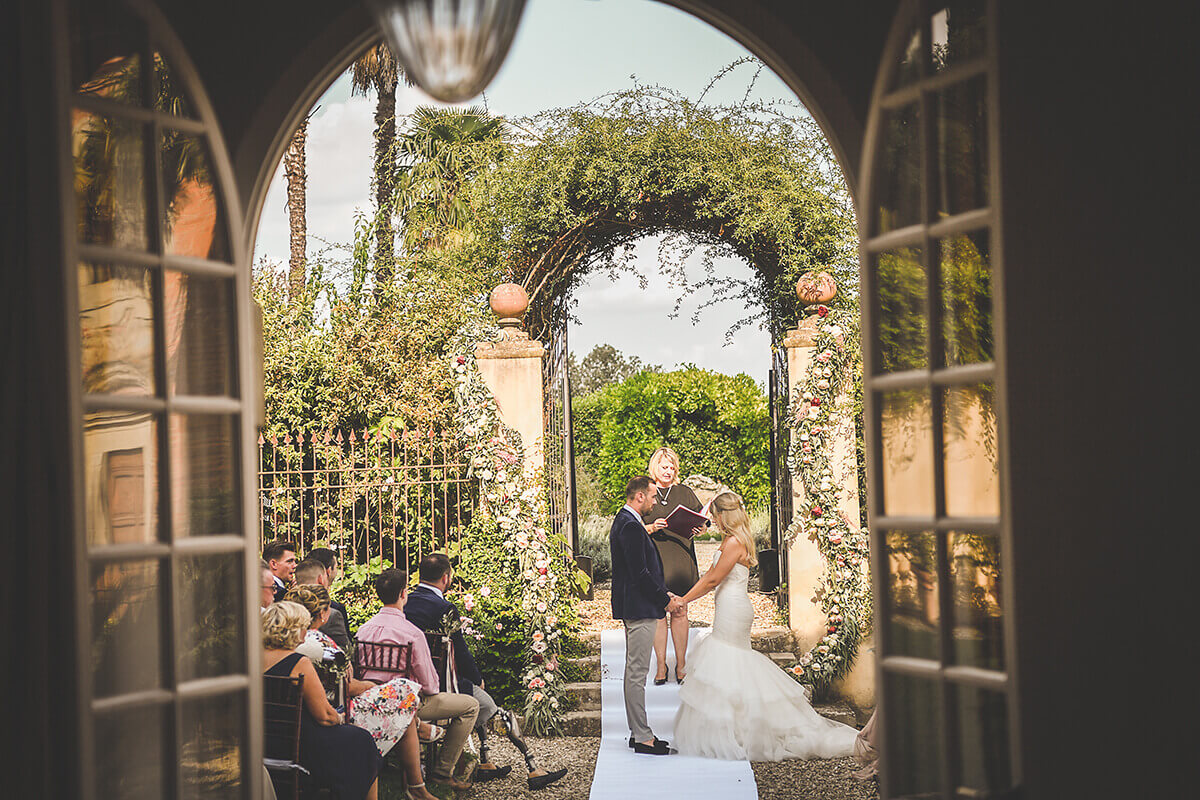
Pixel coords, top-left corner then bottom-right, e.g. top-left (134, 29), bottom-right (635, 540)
top-left (780, 306), bottom-right (873, 692)
top-left (448, 320), bottom-right (576, 734)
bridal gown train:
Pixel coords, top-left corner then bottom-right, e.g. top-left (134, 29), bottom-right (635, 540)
top-left (674, 552), bottom-right (860, 761)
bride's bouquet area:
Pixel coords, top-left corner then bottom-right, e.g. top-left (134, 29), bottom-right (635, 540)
top-left (782, 305), bottom-right (872, 693)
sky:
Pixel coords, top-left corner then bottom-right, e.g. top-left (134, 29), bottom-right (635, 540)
top-left (252, 0), bottom-right (831, 385)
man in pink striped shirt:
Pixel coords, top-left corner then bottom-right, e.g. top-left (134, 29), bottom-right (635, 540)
top-left (356, 569), bottom-right (478, 791)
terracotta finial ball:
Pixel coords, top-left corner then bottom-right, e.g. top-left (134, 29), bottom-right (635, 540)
top-left (796, 271), bottom-right (837, 305)
top-left (489, 283), bottom-right (529, 320)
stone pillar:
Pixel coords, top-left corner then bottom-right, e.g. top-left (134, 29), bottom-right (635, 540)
top-left (474, 284), bottom-right (546, 481)
top-left (784, 273), bottom-right (874, 712)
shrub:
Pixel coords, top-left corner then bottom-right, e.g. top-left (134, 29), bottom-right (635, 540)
top-left (577, 515), bottom-right (613, 582)
top-left (572, 367), bottom-right (770, 514)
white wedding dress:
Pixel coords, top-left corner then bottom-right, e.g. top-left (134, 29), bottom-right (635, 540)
top-left (673, 551), bottom-right (860, 761)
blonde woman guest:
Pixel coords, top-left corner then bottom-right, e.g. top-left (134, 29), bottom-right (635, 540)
top-left (671, 492), bottom-right (858, 761)
top-left (283, 586), bottom-right (438, 800)
top-left (642, 447), bottom-right (706, 684)
top-left (263, 602), bottom-right (394, 800)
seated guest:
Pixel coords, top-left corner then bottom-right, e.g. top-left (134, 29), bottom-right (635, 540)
top-left (406, 554), bottom-right (568, 790)
top-left (293, 558), bottom-right (351, 651)
top-left (356, 569), bottom-right (478, 792)
top-left (260, 560), bottom-right (276, 611)
top-left (262, 601), bottom-right (397, 800)
top-left (307, 546), bottom-right (352, 638)
top-left (263, 539), bottom-right (298, 602)
top-left (283, 586), bottom-right (438, 799)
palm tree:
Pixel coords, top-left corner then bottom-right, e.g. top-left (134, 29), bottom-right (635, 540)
top-left (394, 105), bottom-right (507, 251)
top-left (350, 44), bottom-right (403, 294)
top-left (282, 116), bottom-right (308, 302)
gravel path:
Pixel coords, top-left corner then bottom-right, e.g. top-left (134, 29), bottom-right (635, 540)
top-left (751, 757), bottom-right (879, 800)
top-left (461, 734), bottom-right (600, 800)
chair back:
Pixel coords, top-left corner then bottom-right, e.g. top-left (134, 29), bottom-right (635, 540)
top-left (263, 673), bottom-right (307, 800)
top-left (354, 639), bottom-right (413, 682)
top-left (424, 631), bottom-right (455, 692)
top-left (263, 673), bottom-right (304, 762)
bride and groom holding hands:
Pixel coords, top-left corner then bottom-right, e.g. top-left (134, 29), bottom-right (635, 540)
top-left (610, 467), bottom-right (859, 761)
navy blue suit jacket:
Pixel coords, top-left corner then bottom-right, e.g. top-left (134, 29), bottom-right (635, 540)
top-left (609, 507), bottom-right (670, 620)
top-left (403, 584), bottom-right (483, 694)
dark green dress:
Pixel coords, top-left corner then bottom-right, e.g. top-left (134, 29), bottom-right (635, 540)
top-left (642, 484), bottom-right (703, 597)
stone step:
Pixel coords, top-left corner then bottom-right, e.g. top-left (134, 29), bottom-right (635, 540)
top-left (768, 651), bottom-right (795, 667)
top-left (750, 626), bottom-right (796, 653)
top-left (560, 709), bottom-right (602, 737)
top-left (570, 654), bottom-right (601, 681)
top-left (563, 681), bottom-right (601, 710)
top-left (576, 631), bottom-right (602, 655)
top-left (814, 701), bottom-right (858, 729)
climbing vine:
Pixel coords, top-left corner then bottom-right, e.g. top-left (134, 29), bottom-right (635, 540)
top-left (781, 306), bottom-right (873, 692)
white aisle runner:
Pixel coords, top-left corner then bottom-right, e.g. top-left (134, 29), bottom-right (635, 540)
top-left (587, 628), bottom-right (758, 800)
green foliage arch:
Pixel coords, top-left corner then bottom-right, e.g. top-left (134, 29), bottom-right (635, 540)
top-left (450, 82), bottom-right (858, 339)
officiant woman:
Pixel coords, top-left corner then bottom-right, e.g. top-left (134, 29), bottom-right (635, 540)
top-left (642, 446), bottom-right (705, 685)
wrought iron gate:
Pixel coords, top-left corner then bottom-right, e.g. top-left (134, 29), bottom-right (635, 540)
top-left (543, 318), bottom-right (578, 553)
top-left (769, 344), bottom-right (793, 610)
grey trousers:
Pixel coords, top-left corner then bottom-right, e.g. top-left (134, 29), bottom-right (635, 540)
top-left (623, 618), bottom-right (658, 742)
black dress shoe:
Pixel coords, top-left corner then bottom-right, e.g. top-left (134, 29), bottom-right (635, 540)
top-left (632, 739), bottom-right (671, 755)
top-left (475, 765), bottom-right (513, 782)
top-left (653, 674), bottom-right (668, 686)
top-left (528, 767), bottom-right (568, 790)
top-left (675, 668), bottom-right (685, 685)
top-left (633, 738), bottom-right (672, 753)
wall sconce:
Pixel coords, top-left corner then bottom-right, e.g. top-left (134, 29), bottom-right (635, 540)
top-left (367, 0), bottom-right (529, 103)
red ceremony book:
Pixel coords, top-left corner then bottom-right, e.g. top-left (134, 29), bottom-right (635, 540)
top-left (664, 504), bottom-right (710, 537)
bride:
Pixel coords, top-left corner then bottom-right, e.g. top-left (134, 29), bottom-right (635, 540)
top-left (673, 491), bottom-right (860, 761)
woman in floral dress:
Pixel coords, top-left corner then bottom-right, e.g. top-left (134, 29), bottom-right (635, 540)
top-left (285, 585), bottom-right (432, 797)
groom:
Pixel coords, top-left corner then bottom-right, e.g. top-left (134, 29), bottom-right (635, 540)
top-left (610, 475), bottom-right (683, 756)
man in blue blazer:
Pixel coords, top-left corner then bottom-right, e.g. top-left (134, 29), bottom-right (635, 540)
top-left (406, 553), bottom-right (568, 790)
top-left (611, 475), bottom-right (682, 755)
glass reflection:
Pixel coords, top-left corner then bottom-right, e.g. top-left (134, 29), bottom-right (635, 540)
top-left (938, 231), bottom-right (993, 366)
top-left (71, 0), bottom-right (146, 105)
top-left (885, 531), bottom-right (939, 660)
top-left (932, 1), bottom-right (987, 71)
top-left (177, 554), bottom-right (245, 682)
top-left (950, 532), bottom-right (1004, 670)
top-left (78, 263), bottom-right (157, 396)
top-left (83, 410), bottom-right (159, 546)
top-left (893, 23), bottom-right (923, 88)
top-left (885, 672), bottom-right (944, 797)
top-left (165, 271), bottom-right (234, 396)
top-left (170, 414), bottom-right (238, 536)
top-left (90, 559), bottom-right (163, 697)
top-left (876, 246), bottom-right (928, 372)
top-left (153, 52), bottom-right (196, 118)
top-left (181, 692), bottom-right (246, 800)
top-left (955, 685), bottom-right (1013, 793)
top-left (876, 103), bottom-right (922, 233)
top-left (95, 704), bottom-right (169, 800)
top-left (942, 384), bottom-right (999, 517)
top-left (73, 112), bottom-right (148, 249)
top-left (160, 130), bottom-right (230, 261)
top-left (881, 390), bottom-right (935, 517)
top-left (936, 75), bottom-right (989, 217)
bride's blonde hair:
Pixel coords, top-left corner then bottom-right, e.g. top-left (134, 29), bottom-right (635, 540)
top-left (711, 491), bottom-right (757, 566)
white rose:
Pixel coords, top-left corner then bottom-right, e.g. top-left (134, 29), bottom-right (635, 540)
top-left (479, 469), bottom-right (493, 480)
top-left (800, 433), bottom-right (809, 442)
top-left (826, 325), bottom-right (842, 336)
top-left (817, 379), bottom-right (829, 390)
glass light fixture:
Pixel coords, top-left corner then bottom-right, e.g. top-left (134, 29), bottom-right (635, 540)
top-left (367, 0), bottom-right (528, 103)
